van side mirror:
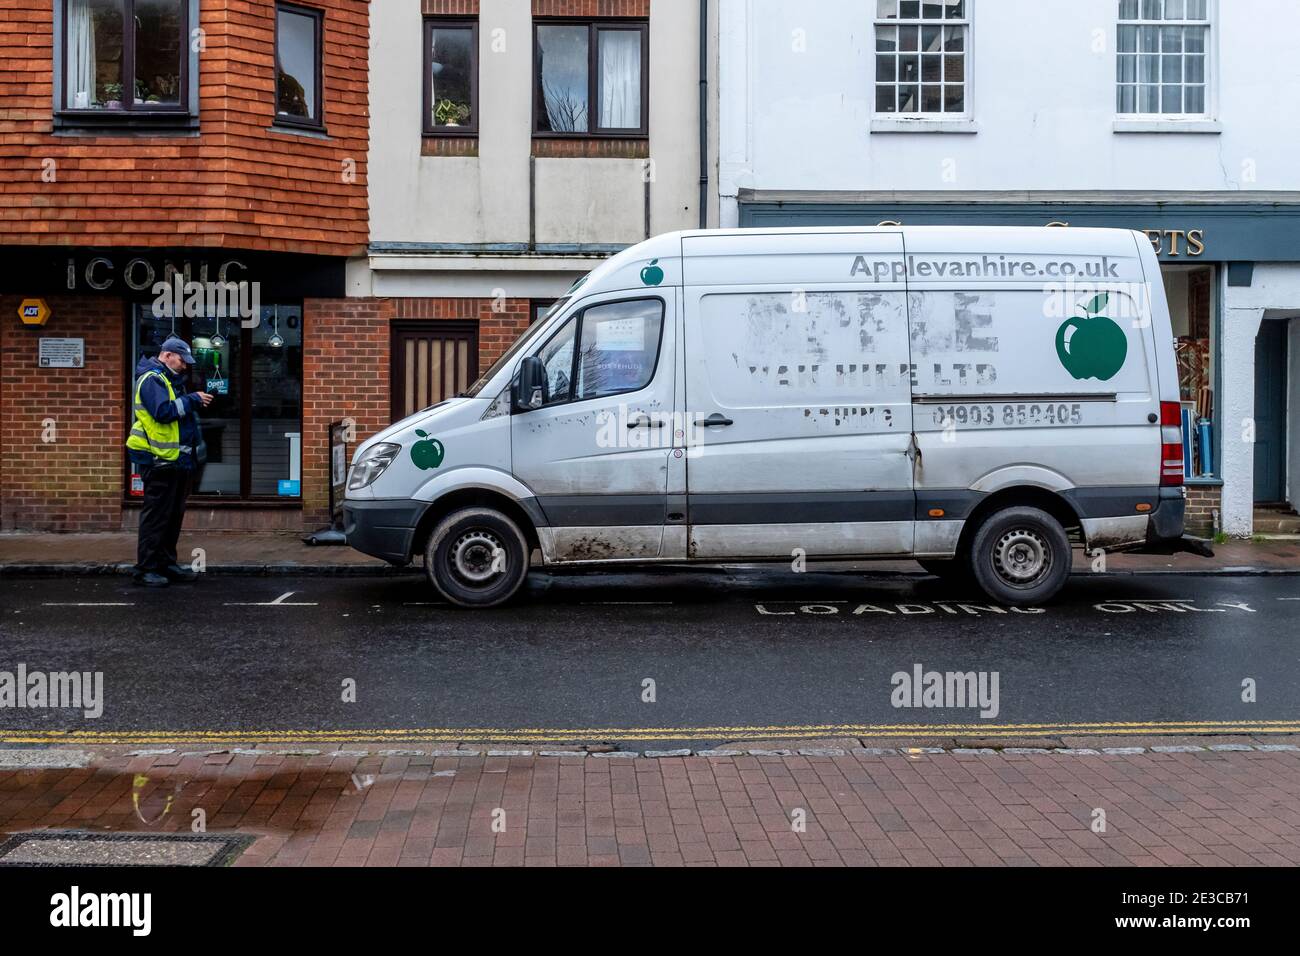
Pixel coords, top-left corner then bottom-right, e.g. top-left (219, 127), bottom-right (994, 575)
top-left (512, 356), bottom-right (547, 413)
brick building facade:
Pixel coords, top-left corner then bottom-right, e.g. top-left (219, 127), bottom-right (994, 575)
top-left (1, 0), bottom-right (371, 532)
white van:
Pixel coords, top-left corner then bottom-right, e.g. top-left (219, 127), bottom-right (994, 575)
top-left (344, 226), bottom-right (1209, 607)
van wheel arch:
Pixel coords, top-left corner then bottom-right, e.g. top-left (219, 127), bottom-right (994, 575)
top-left (411, 489), bottom-right (541, 560)
top-left (957, 487), bottom-right (1082, 557)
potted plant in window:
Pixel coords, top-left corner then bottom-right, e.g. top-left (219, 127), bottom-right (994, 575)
top-left (434, 99), bottom-right (470, 128)
top-left (102, 82), bottom-right (123, 110)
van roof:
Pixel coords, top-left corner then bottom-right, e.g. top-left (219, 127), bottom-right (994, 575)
top-left (581, 225), bottom-right (1147, 291)
top-left (670, 224), bottom-right (1144, 242)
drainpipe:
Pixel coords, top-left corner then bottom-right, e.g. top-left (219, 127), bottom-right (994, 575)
top-left (698, 0), bottom-right (709, 229)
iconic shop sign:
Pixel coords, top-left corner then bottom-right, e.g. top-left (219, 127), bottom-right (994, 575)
top-left (63, 255), bottom-right (250, 292)
top-left (0, 248), bottom-right (348, 299)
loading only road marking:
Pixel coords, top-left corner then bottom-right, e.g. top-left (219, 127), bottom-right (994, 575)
top-left (755, 599), bottom-right (1265, 617)
top-left (4, 719), bottom-right (1299, 746)
top-left (222, 591), bottom-right (318, 607)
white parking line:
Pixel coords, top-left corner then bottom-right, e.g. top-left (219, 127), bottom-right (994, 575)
top-left (41, 602), bottom-right (134, 607)
top-left (223, 591), bottom-right (318, 607)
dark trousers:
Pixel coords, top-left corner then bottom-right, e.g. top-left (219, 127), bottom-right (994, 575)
top-left (136, 464), bottom-right (191, 574)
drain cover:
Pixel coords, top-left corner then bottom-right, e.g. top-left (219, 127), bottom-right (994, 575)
top-left (0, 831), bottom-right (254, 867)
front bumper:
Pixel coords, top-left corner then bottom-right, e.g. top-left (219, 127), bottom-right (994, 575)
top-left (342, 499), bottom-right (428, 565)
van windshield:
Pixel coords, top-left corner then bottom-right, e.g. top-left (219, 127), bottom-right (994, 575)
top-left (462, 297), bottom-right (571, 398)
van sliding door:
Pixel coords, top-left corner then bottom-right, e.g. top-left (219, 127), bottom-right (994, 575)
top-left (681, 231), bottom-right (915, 559)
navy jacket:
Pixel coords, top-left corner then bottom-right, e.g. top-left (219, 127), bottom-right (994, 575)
top-left (129, 356), bottom-right (203, 471)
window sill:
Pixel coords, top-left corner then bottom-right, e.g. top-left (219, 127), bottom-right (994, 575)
top-left (269, 122), bottom-right (330, 140)
top-left (1113, 119), bottom-right (1222, 134)
top-left (1184, 477), bottom-right (1224, 487)
top-left (870, 118), bottom-right (978, 134)
top-left (53, 111), bottom-right (199, 134)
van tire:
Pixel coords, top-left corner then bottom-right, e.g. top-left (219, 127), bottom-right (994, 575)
top-left (425, 507), bottom-right (530, 608)
top-left (967, 506), bottom-right (1071, 605)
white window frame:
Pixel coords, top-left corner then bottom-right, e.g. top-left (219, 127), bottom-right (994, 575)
top-left (870, 0), bottom-right (975, 134)
top-left (1114, 0), bottom-right (1220, 133)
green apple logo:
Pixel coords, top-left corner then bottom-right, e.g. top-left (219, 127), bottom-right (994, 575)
top-left (640, 259), bottom-right (664, 286)
top-left (1056, 293), bottom-right (1128, 382)
top-left (410, 430), bottom-right (445, 471)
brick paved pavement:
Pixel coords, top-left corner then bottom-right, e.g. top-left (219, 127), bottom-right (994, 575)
top-left (1, 748), bottom-right (1297, 867)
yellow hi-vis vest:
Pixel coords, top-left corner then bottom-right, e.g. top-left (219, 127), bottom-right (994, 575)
top-left (126, 370), bottom-right (182, 462)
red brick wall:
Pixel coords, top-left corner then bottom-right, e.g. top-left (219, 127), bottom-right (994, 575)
top-left (1185, 485), bottom-right (1221, 537)
top-left (533, 0), bottom-right (649, 16)
top-left (424, 0), bottom-right (479, 13)
top-left (302, 298), bottom-right (392, 525)
top-left (0, 295), bottom-right (124, 531)
top-left (0, 0), bottom-right (369, 256)
top-left (301, 296), bottom-right (530, 526)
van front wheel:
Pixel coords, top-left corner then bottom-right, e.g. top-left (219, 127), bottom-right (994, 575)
top-left (967, 507), bottom-right (1071, 606)
top-left (425, 508), bottom-right (530, 608)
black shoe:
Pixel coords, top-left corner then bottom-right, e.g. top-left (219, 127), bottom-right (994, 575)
top-left (163, 564), bottom-right (199, 582)
top-left (134, 572), bottom-right (170, 588)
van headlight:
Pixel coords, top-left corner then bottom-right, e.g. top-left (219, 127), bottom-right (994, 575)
top-left (348, 443), bottom-right (402, 491)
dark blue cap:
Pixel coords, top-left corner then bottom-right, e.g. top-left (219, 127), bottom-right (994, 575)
top-left (160, 336), bottom-right (196, 365)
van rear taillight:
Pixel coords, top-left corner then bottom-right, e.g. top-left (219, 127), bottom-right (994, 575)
top-left (1161, 444), bottom-right (1185, 486)
top-left (1159, 401), bottom-right (1185, 486)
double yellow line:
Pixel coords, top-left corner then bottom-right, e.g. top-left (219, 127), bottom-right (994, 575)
top-left (3, 719), bottom-right (1298, 746)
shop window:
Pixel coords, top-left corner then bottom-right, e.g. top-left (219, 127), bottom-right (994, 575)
top-left (58, 0), bottom-right (192, 127)
top-left (534, 20), bottom-right (649, 136)
top-left (424, 18), bottom-right (478, 136)
top-left (1166, 266), bottom-right (1218, 479)
top-left (129, 305), bottom-right (304, 500)
top-left (275, 2), bottom-right (324, 129)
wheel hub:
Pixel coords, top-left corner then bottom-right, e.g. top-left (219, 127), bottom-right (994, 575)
top-left (992, 529), bottom-right (1050, 587)
top-left (450, 530), bottom-right (505, 585)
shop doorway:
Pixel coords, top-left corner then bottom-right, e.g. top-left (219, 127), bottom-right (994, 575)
top-left (1253, 319), bottom-right (1289, 504)
top-left (390, 322), bottom-right (478, 423)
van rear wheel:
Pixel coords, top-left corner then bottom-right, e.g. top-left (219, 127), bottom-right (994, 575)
top-left (967, 506), bottom-right (1071, 605)
top-left (425, 507), bottom-right (530, 608)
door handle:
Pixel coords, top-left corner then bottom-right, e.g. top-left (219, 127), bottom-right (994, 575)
top-left (703, 413), bottom-right (734, 427)
top-left (627, 415), bottom-right (665, 429)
